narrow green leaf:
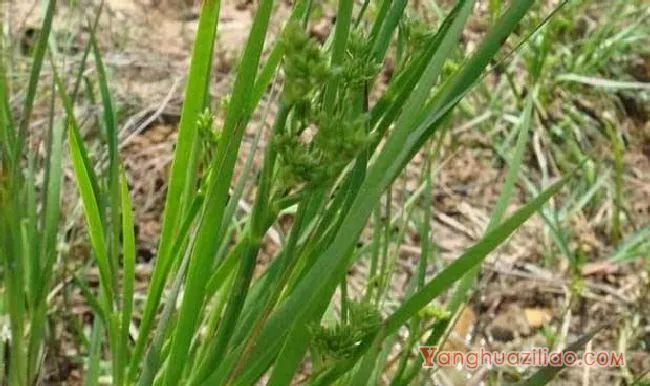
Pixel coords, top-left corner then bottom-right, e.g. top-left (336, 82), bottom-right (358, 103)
top-left (68, 122), bottom-right (114, 309)
top-left (86, 313), bottom-right (104, 386)
top-left (384, 173), bottom-right (570, 334)
top-left (90, 35), bottom-right (118, 167)
top-left (0, 62), bottom-right (16, 160)
top-left (322, 0), bottom-right (354, 109)
top-left (610, 224), bottom-right (650, 263)
top-left (372, 0), bottom-right (407, 61)
top-left (15, 0), bottom-right (56, 164)
top-left (51, 59), bottom-right (105, 223)
top-left (119, 172), bottom-right (136, 386)
top-left (72, 4), bottom-right (104, 103)
top-left (164, 0), bottom-right (276, 383)
top-left (447, 93), bottom-right (534, 313)
top-left (90, 29), bottom-right (121, 332)
top-left (250, 0), bottom-right (309, 106)
top-left (130, 0), bottom-right (222, 376)
top-left (137, 195), bottom-right (204, 385)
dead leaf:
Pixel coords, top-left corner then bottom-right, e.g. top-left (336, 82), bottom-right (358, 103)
top-left (524, 308), bottom-right (553, 329)
top-left (581, 262), bottom-right (619, 276)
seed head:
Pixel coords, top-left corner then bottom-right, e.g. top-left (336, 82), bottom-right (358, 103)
top-left (281, 22), bottom-right (331, 104)
top-left (309, 302), bottom-right (381, 366)
top-left (275, 110), bottom-right (369, 190)
top-left (340, 30), bottom-right (381, 90)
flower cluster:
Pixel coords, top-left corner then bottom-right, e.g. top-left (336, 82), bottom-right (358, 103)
top-left (401, 14), bottom-right (435, 60)
top-left (340, 30), bottom-right (381, 91)
top-left (275, 24), bottom-right (372, 190)
top-left (274, 111), bottom-right (369, 189)
top-left (418, 305), bottom-right (451, 321)
top-left (196, 109), bottom-right (220, 194)
top-left (281, 22), bottom-right (331, 105)
top-left (310, 302), bottom-right (381, 364)
top-left (197, 109), bottom-right (219, 164)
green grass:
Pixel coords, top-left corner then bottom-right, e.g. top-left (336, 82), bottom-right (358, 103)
top-left (1, 0), bottom-right (648, 384)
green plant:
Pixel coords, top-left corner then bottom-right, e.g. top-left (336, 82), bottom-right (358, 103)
top-left (1, 0), bottom-right (601, 385)
top-left (0, 1), bottom-right (60, 384)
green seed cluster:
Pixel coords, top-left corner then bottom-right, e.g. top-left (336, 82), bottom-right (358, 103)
top-left (310, 302), bottom-right (381, 364)
top-left (197, 109), bottom-right (219, 192)
top-left (340, 31), bottom-right (381, 90)
top-left (281, 23), bottom-right (331, 105)
top-left (276, 24), bottom-right (373, 190)
top-left (417, 305), bottom-right (451, 321)
top-left (401, 14), bottom-right (435, 60)
top-left (197, 109), bottom-right (218, 146)
top-left (275, 112), bottom-right (368, 189)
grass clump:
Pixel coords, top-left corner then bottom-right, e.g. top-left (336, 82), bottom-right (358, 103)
top-left (3, 0), bottom-right (634, 384)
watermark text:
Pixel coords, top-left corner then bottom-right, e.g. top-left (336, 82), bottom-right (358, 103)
top-left (418, 346), bottom-right (624, 369)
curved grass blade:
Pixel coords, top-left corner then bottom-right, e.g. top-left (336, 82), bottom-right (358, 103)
top-left (251, 0), bottom-right (309, 106)
top-left (86, 314), bottom-right (104, 386)
top-left (610, 223), bottom-right (650, 263)
top-left (51, 59), bottom-right (104, 222)
top-left (371, 0), bottom-right (407, 61)
top-left (137, 195), bottom-right (204, 385)
top-left (0, 63), bottom-right (15, 160)
top-left (322, 0), bottom-right (354, 110)
top-left (28, 118), bottom-right (64, 380)
top-left (90, 35), bottom-right (117, 167)
top-left (90, 30), bottom-right (121, 315)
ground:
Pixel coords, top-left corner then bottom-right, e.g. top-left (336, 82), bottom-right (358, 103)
top-left (4, 0), bottom-right (650, 384)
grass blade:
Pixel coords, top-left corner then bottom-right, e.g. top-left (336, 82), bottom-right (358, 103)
top-left (14, 0), bottom-right (56, 167)
top-left (447, 92), bottom-right (534, 313)
top-left (129, 0), bottom-right (221, 376)
top-left (90, 29), bottom-right (122, 326)
top-left (137, 196), bottom-right (204, 385)
top-left (384, 173), bottom-right (571, 334)
top-left (164, 0), bottom-right (276, 383)
top-left (68, 122), bottom-right (114, 310)
top-left (118, 172), bottom-right (136, 386)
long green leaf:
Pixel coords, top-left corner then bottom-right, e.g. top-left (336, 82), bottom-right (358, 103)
top-left (68, 123), bottom-right (114, 310)
top-left (129, 0), bottom-right (222, 377)
top-left (51, 58), bottom-right (104, 225)
top-left (118, 172), bottom-right (136, 386)
top-left (15, 0), bottom-right (56, 167)
top-left (384, 174), bottom-right (569, 334)
top-left (447, 93), bottom-right (534, 313)
top-left (137, 196), bottom-right (204, 385)
top-left (163, 0), bottom-right (276, 383)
